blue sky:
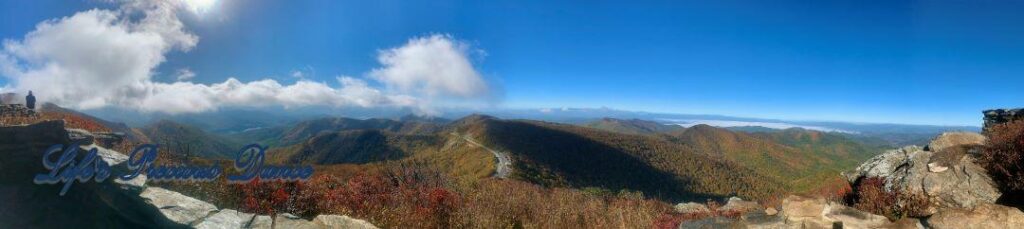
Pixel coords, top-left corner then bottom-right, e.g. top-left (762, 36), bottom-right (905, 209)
top-left (2, 0), bottom-right (1023, 126)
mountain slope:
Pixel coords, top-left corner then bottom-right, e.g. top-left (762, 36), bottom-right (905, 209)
top-left (668, 125), bottom-right (881, 191)
top-left (38, 103), bottom-right (147, 142)
top-left (451, 115), bottom-right (785, 201)
top-left (274, 129), bottom-right (436, 164)
top-left (138, 120), bottom-right (240, 159)
top-left (753, 128), bottom-right (881, 167)
top-left (246, 117), bottom-right (444, 146)
top-left (258, 115), bottom-right (880, 201)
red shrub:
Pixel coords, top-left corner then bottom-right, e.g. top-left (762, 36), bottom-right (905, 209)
top-left (847, 177), bottom-right (930, 220)
top-left (981, 120), bottom-right (1024, 191)
top-left (238, 166), bottom-right (462, 228)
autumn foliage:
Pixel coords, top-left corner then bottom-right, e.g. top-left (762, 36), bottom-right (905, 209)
top-left (981, 120), bottom-right (1024, 192)
top-left (236, 167), bottom-right (462, 228)
top-left (232, 166), bottom-right (676, 228)
top-left (845, 177), bottom-right (930, 220)
top-left (0, 110), bottom-right (110, 132)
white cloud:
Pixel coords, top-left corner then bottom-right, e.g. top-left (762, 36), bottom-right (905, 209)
top-left (371, 34), bottom-right (489, 98)
top-left (123, 77), bottom-right (417, 114)
top-left (0, 1), bottom-right (493, 115)
top-left (174, 68), bottom-right (195, 81)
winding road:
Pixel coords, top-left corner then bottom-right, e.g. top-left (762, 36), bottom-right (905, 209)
top-left (452, 132), bottom-right (512, 179)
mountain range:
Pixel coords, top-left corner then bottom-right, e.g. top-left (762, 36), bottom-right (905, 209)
top-left (84, 106), bottom-right (980, 147)
top-left (73, 107), bottom-right (890, 202)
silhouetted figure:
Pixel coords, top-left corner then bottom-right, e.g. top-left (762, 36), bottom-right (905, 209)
top-left (25, 91), bottom-right (36, 110)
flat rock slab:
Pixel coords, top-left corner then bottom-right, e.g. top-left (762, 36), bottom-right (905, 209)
top-left (926, 132), bottom-right (986, 152)
top-left (272, 213), bottom-right (380, 229)
top-left (194, 209), bottom-right (255, 229)
top-left (140, 187), bottom-right (218, 226)
top-left (927, 203), bottom-right (1024, 229)
top-left (314, 215), bottom-right (378, 229)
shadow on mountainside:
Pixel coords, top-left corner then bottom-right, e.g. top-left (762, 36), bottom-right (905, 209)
top-left (473, 119), bottom-right (725, 202)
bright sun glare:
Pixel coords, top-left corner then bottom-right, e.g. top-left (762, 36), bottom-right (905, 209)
top-left (184, 0), bottom-right (217, 14)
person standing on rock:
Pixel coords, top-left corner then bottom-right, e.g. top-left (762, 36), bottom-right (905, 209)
top-left (25, 91), bottom-right (36, 110)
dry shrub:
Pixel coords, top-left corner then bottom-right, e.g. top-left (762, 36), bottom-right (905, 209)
top-left (40, 112), bottom-right (110, 132)
top-left (237, 166), bottom-right (461, 228)
top-left (804, 176), bottom-right (854, 203)
top-left (458, 179), bottom-right (669, 229)
top-left (847, 177), bottom-right (930, 220)
top-left (230, 164), bottom-right (678, 228)
top-left (981, 120), bottom-right (1024, 192)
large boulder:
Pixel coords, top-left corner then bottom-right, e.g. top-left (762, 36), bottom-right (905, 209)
top-left (679, 195), bottom-right (923, 229)
top-left (193, 209), bottom-right (262, 229)
top-left (139, 187), bottom-right (219, 226)
top-left (927, 203), bottom-right (1024, 229)
top-left (844, 140), bottom-right (1000, 212)
top-left (925, 132), bottom-right (986, 152)
top-left (779, 196), bottom-right (923, 229)
top-left (843, 146), bottom-right (919, 184)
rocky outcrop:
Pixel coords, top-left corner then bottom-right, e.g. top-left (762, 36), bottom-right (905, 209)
top-left (719, 197), bottom-right (762, 213)
top-left (984, 108), bottom-right (1024, 132)
top-left (779, 196), bottom-right (915, 229)
top-left (672, 197), bottom-right (761, 215)
top-left (0, 104), bottom-right (36, 117)
top-left (927, 203), bottom-right (1024, 229)
top-left (90, 127), bottom-right (381, 229)
top-left (1, 121), bottom-right (378, 229)
top-left (193, 210), bottom-right (266, 229)
top-left (923, 132), bottom-right (986, 152)
top-left (843, 133), bottom-right (1000, 212)
top-left (677, 195), bottom-right (923, 229)
top-left (67, 128), bottom-right (125, 148)
top-left (140, 187), bottom-right (219, 226)
top-left (0, 121), bottom-right (180, 228)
